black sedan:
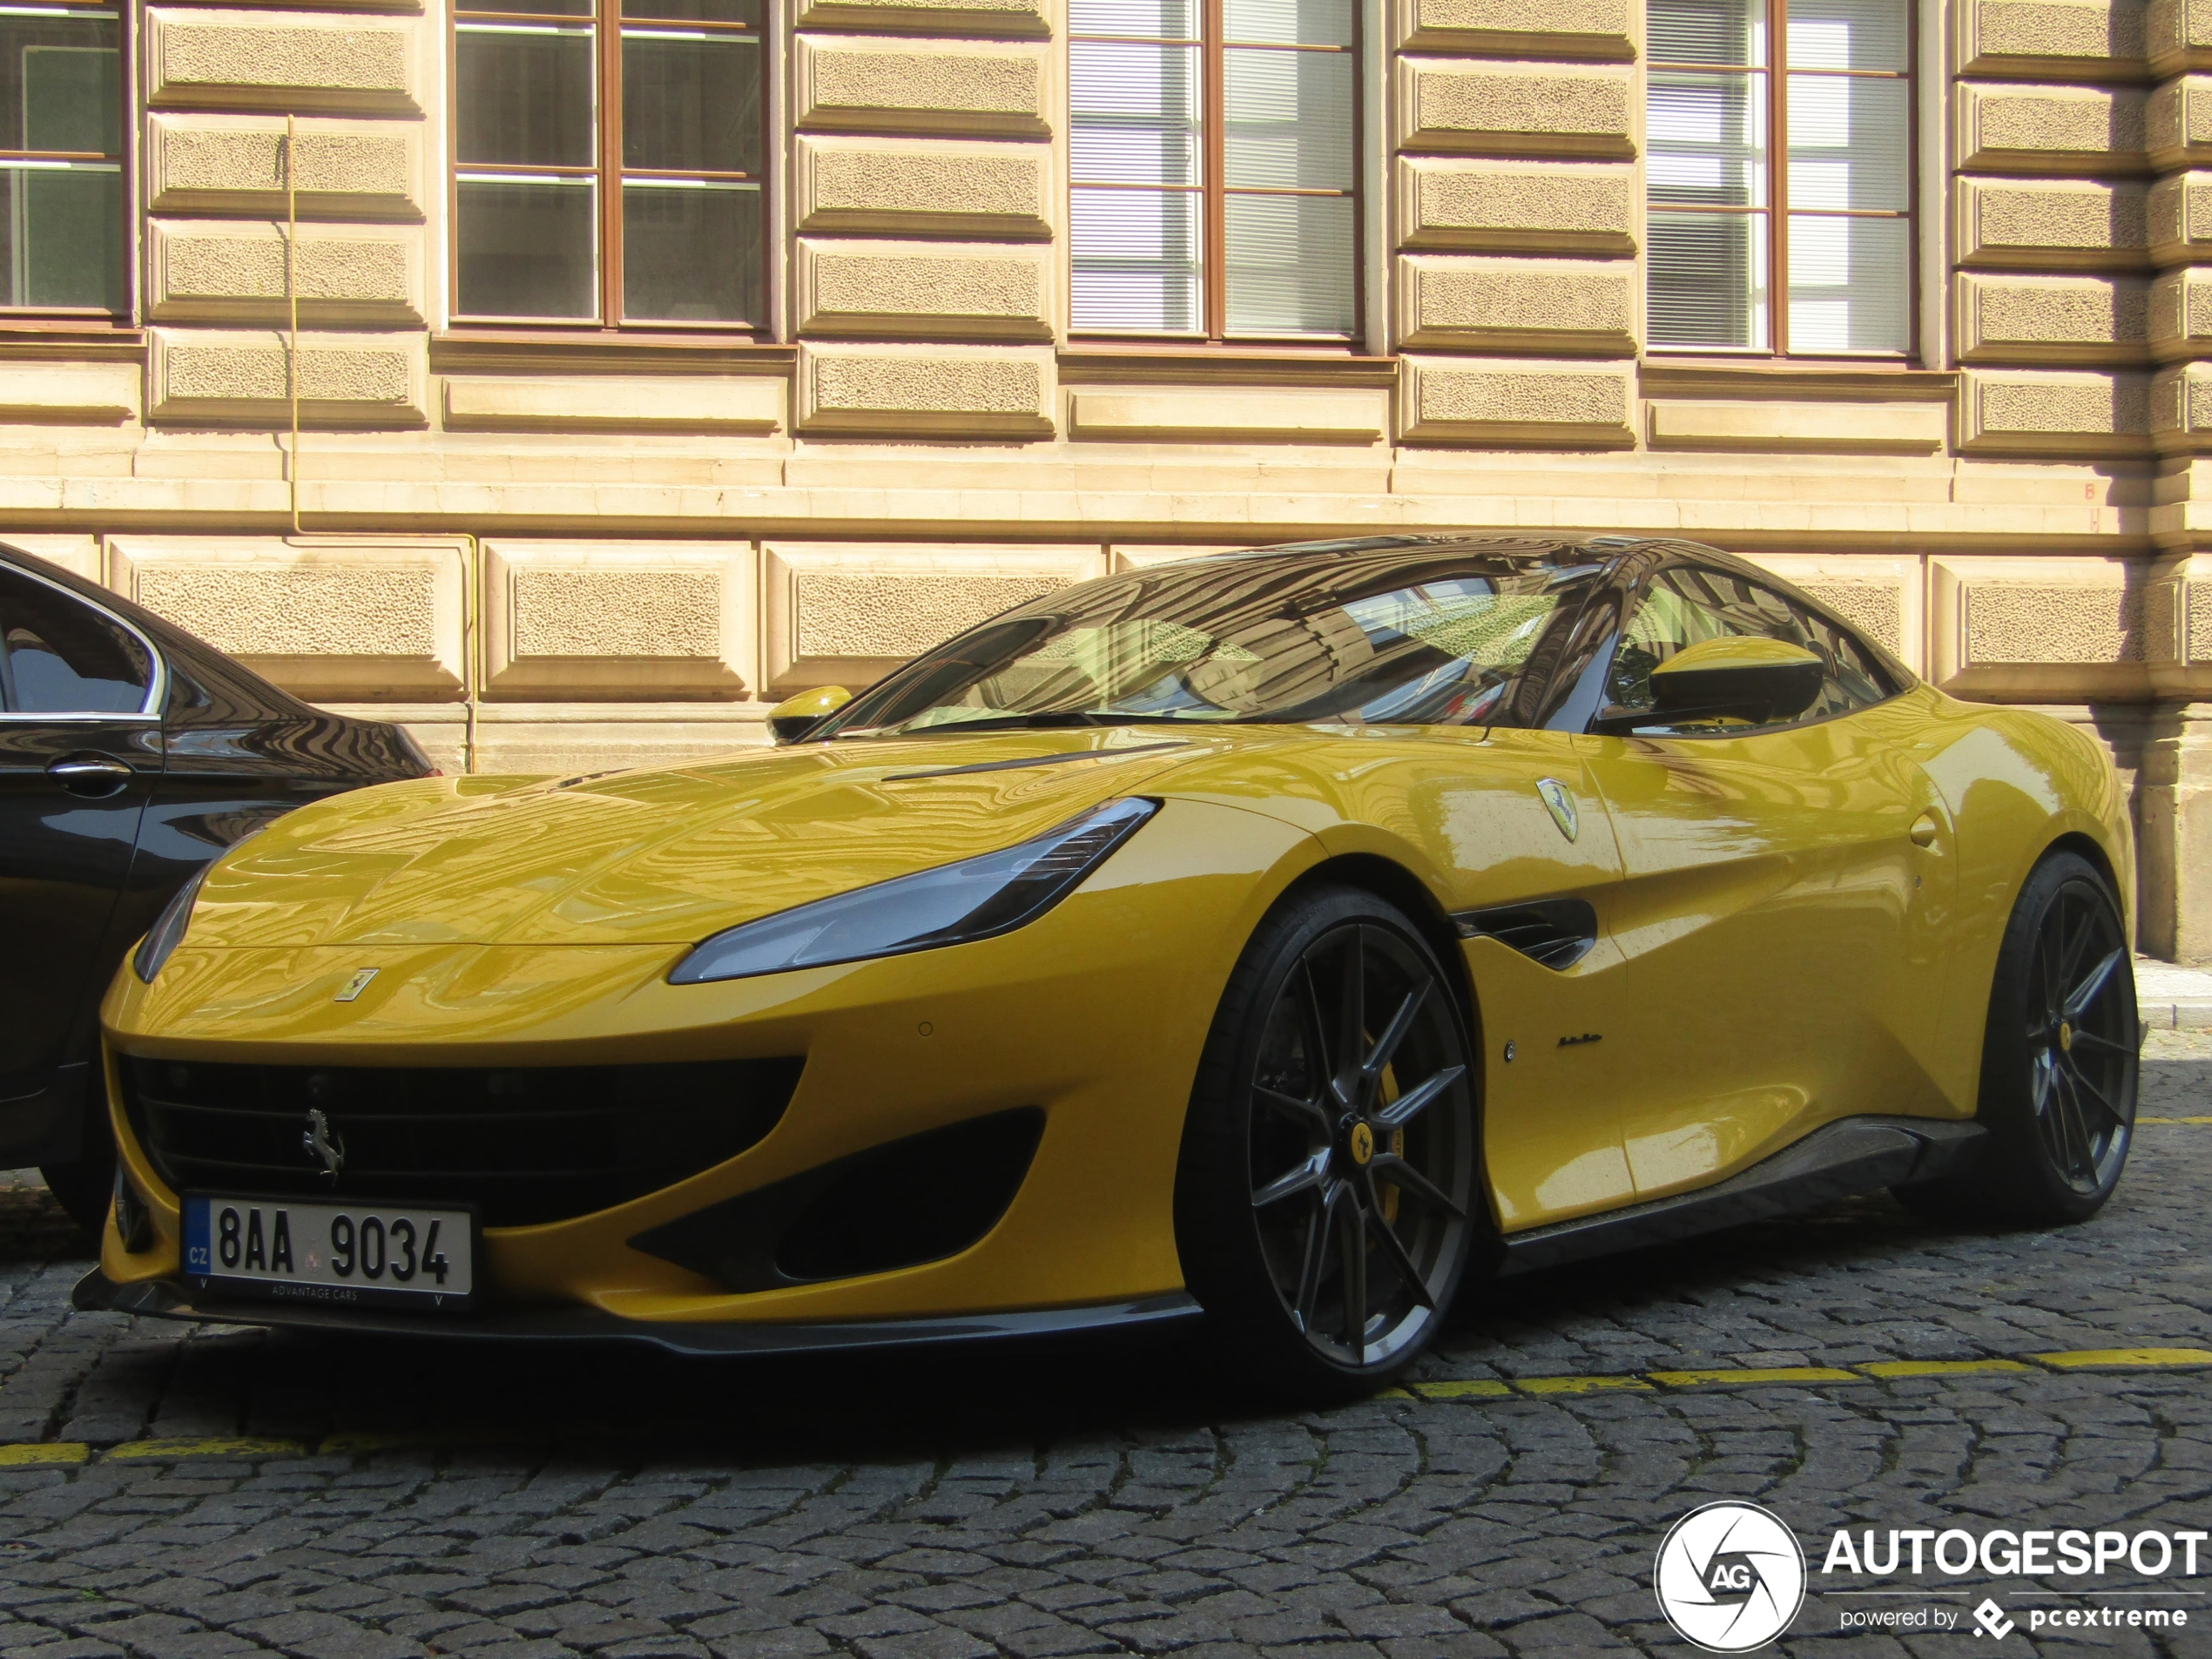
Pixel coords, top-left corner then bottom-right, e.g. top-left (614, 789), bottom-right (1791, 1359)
top-left (1, 543), bottom-right (433, 1227)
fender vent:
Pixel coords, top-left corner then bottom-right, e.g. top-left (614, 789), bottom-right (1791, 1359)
top-left (1453, 898), bottom-right (1599, 970)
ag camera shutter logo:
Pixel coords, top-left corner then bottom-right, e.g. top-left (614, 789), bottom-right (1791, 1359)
top-left (1656, 1502), bottom-right (1808, 1652)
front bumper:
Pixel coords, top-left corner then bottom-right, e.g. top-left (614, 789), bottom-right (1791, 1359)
top-left (71, 1268), bottom-right (1201, 1355)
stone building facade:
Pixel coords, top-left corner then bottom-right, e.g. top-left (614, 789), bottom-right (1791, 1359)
top-left (0, 0), bottom-right (2209, 955)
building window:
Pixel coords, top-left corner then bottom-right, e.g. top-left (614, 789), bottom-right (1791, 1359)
top-left (1646, 0), bottom-right (1912, 356)
top-left (453, 0), bottom-right (765, 327)
top-left (0, 1), bottom-right (124, 314)
top-left (1069, 0), bottom-right (1359, 342)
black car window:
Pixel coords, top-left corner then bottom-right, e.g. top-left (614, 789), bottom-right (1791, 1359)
top-left (1604, 565), bottom-right (1895, 732)
top-left (0, 567), bottom-right (153, 715)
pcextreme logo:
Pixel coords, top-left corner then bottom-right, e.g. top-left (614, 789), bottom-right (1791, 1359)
top-left (1654, 1502), bottom-right (1808, 1652)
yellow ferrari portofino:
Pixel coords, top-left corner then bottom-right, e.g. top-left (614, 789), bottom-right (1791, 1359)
top-left (81, 536), bottom-right (2140, 1394)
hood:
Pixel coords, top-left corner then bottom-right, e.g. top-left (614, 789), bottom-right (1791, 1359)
top-left (180, 729), bottom-right (1264, 951)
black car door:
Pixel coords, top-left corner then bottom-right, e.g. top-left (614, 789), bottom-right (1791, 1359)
top-left (0, 563), bottom-right (162, 1162)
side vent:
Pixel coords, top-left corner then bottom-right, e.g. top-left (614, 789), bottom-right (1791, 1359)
top-left (1453, 898), bottom-right (1599, 970)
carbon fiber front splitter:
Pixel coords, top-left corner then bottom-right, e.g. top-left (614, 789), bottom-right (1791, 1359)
top-left (72, 1269), bottom-right (1204, 1356)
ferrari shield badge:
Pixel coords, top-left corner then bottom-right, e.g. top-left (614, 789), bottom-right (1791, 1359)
top-left (1535, 779), bottom-right (1579, 843)
top-left (334, 968), bottom-right (379, 1002)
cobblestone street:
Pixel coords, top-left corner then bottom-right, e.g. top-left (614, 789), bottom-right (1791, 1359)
top-left (3, 1035), bottom-right (2209, 1659)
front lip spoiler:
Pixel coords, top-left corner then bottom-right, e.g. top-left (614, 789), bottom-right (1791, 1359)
top-left (71, 1269), bottom-right (1203, 1356)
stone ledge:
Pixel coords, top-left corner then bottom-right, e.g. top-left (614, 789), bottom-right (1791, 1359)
top-left (1646, 401), bottom-right (1950, 453)
top-left (0, 366), bottom-right (139, 425)
top-left (796, 0), bottom-right (1049, 34)
top-left (1068, 390), bottom-right (1387, 442)
top-left (1395, 0), bottom-right (1636, 59)
top-left (442, 376), bottom-right (786, 435)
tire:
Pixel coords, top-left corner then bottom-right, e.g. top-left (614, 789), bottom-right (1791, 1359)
top-left (1895, 850), bottom-right (2138, 1227)
top-left (1174, 884), bottom-right (1483, 1400)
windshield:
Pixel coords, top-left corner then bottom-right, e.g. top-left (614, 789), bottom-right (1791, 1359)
top-left (822, 545), bottom-right (1608, 738)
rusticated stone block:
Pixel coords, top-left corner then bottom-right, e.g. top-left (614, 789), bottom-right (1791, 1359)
top-left (1957, 177), bottom-right (2148, 268)
top-left (146, 114), bottom-right (421, 219)
top-left (443, 376), bottom-right (784, 433)
top-left (148, 220), bottom-right (421, 325)
top-left (2155, 357), bottom-right (2212, 445)
top-left (1396, 158), bottom-right (1635, 254)
top-left (797, 343), bottom-right (1053, 435)
top-left (145, 10), bottom-right (421, 116)
top-left (2151, 71), bottom-right (2212, 165)
top-left (148, 327), bottom-right (426, 427)
top-left (483, 542), bottom-right (758, 700)
top-left (1959, 367), bottom-right (2154, 453)
top-left (1399, 355), bottom-right (1635, 445)
top-left (2152, 265), bottom-right (2212, 356)
top-left (798, 0), bottom-right (1047, 35)
top-left (762, 543), bottom-right (1098, 691)
top-left (1929, 554), bottom-right (2161, 698)
top-left (0, 368), bottom-right (138, 424)
top-left (1957, 273), bottom-right (2149, 364)
top-left (1956, 81), bottom-right (2148, 172)
top-left (1069, 389), bottom-right (1387, 442)
top-left (796, 37), bottom-right (1046, 137)
top-left (1962, 0), bottom-right (2147, 78)
top-left (1398, 58), bottom-right (1635, 158)
top-left (1396, 0), bottom-right (1635, 59)
top-left (108, 537), bottom-right (467, 699)
top-left (796, 136), bottom-right (1049, 237)
top-left (1397, 255), bottom-right (1635, 354)
top-left (798, 240), bottom-right (1050, 340)
top-left (2150, 167), bottom-right (2212, 260)
top-left (2150, 0), bottom-right (2212, 71)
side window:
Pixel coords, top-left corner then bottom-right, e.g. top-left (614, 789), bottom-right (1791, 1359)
top-left (1607, 565), bottom-right (1893, 730)
top-left (0, 570), bottom-right (152, 715)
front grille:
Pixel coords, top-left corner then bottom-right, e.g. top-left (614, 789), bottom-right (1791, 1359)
top-left (119, 1055), bottom-right (804, 1228)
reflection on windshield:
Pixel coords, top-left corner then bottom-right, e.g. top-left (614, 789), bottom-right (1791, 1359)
top-left (827, 547), bottom-right (1606, 738)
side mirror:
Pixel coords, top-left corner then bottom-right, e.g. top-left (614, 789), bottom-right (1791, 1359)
top-left (767, 685), bottom-right (851, 745)
top-left (1592, 637), bottom-right (1824, 735)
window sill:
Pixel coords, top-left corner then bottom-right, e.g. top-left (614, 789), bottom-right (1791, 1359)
top-left (430, 330), bottom-right (795, 376)
top-left (0, 323), bottom-right (145, 362)
top-left (1057, 343), bottom-right (1399, 388)
top-left (1639, 357), bottom-right (1958, 401)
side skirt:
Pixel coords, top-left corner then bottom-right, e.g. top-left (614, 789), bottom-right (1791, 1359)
top-left (1497, 1116), bottom-right (1986, 1277)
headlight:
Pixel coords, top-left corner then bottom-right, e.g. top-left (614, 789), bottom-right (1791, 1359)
top-left (132, 866), bottom-right (209, 984)
top-left (669, 797), bottom-right (1158, 985)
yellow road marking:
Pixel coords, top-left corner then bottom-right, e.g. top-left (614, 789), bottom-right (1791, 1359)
top-left (1411, 1379), bottom-right (1513, 1399)
top-left (0, 1443), bottom-right (88, 1467)
top-left (1515, 1375), bottom-right (1654, 1394)
top-left (103, 1437), bottom-right (307, 1460)
top-left (1858, 1359), bottom-right (2034, 1378)
top-left (1649, 1366), bottom-right (1859, 1386)
top-left (2137, 1116), bottom-right (2212, 1124)
top-left (2032, 1347), bottom-right (2212, 1369)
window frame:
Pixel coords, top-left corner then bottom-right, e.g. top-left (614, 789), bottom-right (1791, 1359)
top-left (0, 0), bottom-right (133, 325)
top-left (446, 0), bottom-right (772, 334)
top-left (1643, 0), bottom-right (1919, 361)
top-left (0, 560), bottom-right (164, 721)
top-left (1588, 559), bottom-right (1905, 738)
top-left (1066, 0), bottom-right (1365, 347)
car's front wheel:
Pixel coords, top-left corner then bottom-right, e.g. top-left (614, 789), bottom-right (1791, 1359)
top-left (1175, 885), bottom-right (1482, 1399)
top-left (1897, 849), bottom-right (2137, 1226)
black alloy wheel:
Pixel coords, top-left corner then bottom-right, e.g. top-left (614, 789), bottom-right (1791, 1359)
top-left (1177, 885), bottom-right (1481, 1398)
top-left (1897, 849), bottom-right (2137, 1226)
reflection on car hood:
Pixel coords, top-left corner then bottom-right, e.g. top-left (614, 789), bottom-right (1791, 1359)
top-left (180, 730), bottom-right (1244, 949)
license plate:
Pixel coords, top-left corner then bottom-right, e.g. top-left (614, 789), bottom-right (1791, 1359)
top-left (182, 1195), bottom-right (477, 1312)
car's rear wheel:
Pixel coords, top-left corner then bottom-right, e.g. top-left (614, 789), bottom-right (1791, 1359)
top-left (1896, 849), bottom-right (2137, 1226)
top-left (1175, 885), bottom-right (1481, 1399)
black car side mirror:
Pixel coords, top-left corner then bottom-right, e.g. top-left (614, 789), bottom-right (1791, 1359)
top-left (1591, 637), bottom-right (1825, 735)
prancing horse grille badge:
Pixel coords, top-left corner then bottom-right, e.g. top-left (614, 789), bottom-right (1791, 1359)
top-left (302, 1108), bottom-right (346, 1178)
top-left (1535, 778), bottom-right (1579, 843)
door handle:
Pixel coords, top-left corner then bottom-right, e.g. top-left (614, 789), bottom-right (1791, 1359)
top-left (1909, 812), bottom-right (1941, 848)
top-left (47, 753), bottom-right (135, 798)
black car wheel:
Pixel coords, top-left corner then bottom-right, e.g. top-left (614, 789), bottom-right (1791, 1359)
top-left (1897, 850), bottom-right (2137, 1226)
top-left (1176, 885), bottom-right (1481, 1399)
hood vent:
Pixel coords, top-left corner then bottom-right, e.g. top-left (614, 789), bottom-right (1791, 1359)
top-left (1453, 898), bottom-right (1599, 970)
